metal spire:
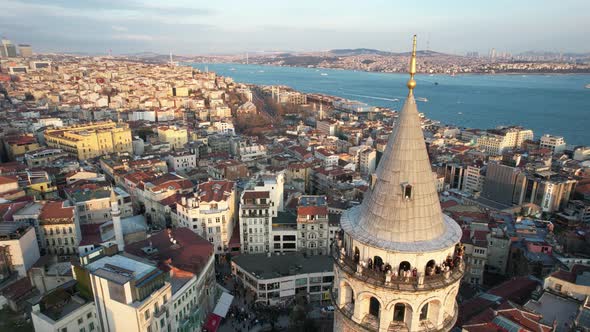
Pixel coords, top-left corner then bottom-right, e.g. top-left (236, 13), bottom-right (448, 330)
top-left (407, 35), bottom-right (417, 92)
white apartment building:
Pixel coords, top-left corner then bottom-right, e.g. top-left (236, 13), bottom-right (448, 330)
top-left (66, 186), bottom-right (133, 224)
top-left (238, 173), bottom-right (286, 253)
top-left (314, 148), bottom-right (339, 167)
top-left (359, 147), bottom-right (377, 176)
top-left (32, 289), bottom-right (98, 332)
top-left (477, 127), bottom-right (533, 155)
top-left (238, 144), bottom-right (267, 163)
top-left (174, 180), bottom-right (236, 253)
top-left (462, 163), bottom-right (486, 194)
top-left (211, 121), bottom-right (235, 135)
top-left (166, 151), bottom-right (197, 172)
top-left (540, 134), bottom-right (566, 155)
top-left (0, 224), bottom-right (40, 277)
top-left (239, 190), bottom-right (274, 253)
top-left (124, 228), bottom-right (218, 332)
top-left (574, 147), bottom-right (590, 161)
top-left (85, 254), bottom-right (172, 332)
top-left (316, 119), bottom-right (338, 136)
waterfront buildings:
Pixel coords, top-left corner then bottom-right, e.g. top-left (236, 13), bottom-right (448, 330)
top-left (332, 37), bottom-right (463, 332)
top-left (540, 134), bottom-right (567, 155)
top-left (476, 127), bottom-right (533, 155)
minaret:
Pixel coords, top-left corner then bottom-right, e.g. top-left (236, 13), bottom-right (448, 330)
top-left (332, 35), bottom-right (464, 332)
top-left (110, 189), bottom-right (125, 252)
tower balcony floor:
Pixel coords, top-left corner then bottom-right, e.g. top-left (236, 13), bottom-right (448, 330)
top-left (331, 245), bottom-right (464, 292)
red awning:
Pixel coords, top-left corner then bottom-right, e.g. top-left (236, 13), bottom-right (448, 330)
top-left (203, 313), bottom-right (223, 332)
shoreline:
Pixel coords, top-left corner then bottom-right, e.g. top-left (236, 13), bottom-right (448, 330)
top-left (185, 62), bottom-right (590, 77)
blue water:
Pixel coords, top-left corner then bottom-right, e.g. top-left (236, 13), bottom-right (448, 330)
top-left (189, 63), bottom-right (590, 145)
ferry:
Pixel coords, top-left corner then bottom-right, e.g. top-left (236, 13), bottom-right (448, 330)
top-left (320, 73), bottom-right (328, 76)
top-left (585, 84), bottom-right (590, 89)
top-left (416, 97), bottom-right (428, 102)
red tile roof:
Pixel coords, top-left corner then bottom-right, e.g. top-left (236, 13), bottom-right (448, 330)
top-left (0, 175), bottom-right (18, 185)
top-left (39, 201), bottom-right (74, 221)
top-left (79, 223), bottom-right (104, 246)
top-left (297, 206), bottom-right (328, 216)
top-left (125, 228), bottom-right (213, 275)
top-left (242, 191), bottom-right (270, 199)
top-left (198, 180), bottom-right (234, 202)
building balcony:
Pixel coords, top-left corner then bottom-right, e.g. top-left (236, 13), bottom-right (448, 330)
top-left (331, 245), bottom-right (464, 292)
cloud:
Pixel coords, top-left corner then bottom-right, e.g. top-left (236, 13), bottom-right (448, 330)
top-left (111, 25), bottom-right (128, 32)
top-left (111, 34), bottom-right (154, 41)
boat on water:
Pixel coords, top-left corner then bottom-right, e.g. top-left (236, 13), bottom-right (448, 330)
top-left (229, 68), bottom-right (236, 71)
top-left (458, 112), bottom-right (463, 115)
top-left (258, 70), bottom-right (264, 73)
top-left (416, 97), bottom-right (428, 102)
top-left (585, 84), bottom-right (590, 89)
top-left (434, 82), bottom-right (439, 85)
top-left (320, 73), bottom-right (328, 76)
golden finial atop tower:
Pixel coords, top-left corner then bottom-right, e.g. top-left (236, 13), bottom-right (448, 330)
top-left (407, 34), bottom-right (417, 92)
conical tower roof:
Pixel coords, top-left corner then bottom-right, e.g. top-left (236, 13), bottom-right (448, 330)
top-left (341, 35), bottom-right (461, 252)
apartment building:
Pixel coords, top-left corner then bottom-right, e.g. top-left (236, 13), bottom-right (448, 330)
top-left (477, 127), bottom-right (533, 155)
top-left (540, 134), bottom-right (566, 155)
top-left (174, 180), bottom-right (237, 254)
top-left (297, 196), bottom-right (330, 256)
top-left (157, 125), bottom-right (188, 150)
top-left (0, 223), bottom-right (40, 277)
top-left (84, 253), bottom-right (172, 332)
top-left (44, 121), bottom-right (132, 160)
top-left (13, 200), bottom-right (81, 257)
top-left (66, 185), bottom-right (133, 224)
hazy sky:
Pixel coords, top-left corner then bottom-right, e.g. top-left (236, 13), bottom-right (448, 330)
top-left (1, 0), bottom-right (589, 55)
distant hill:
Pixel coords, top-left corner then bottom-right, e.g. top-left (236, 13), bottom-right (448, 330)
top-left (329, 48), bottom-right (393, 56)
top-left (329, 48), bottom-right (451, 57)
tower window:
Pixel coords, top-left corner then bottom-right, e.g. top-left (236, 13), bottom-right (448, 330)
top-left (402, 182), bottom-right (412, 200)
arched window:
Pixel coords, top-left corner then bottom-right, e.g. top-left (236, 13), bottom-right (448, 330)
top-left (426, 260), bottom-right (436, 276)
top-left (374, 256), bottom-right (384, 271)
top-left (420, 303), bottom-right (429, 321)
top-left (393, 303), bottom-right (405, 322)
top-left (369, 297), bottom-right (380, 318)
top-left (399, 261), bottom-right (411, 273)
